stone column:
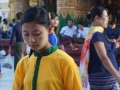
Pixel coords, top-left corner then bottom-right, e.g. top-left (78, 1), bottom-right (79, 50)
top-left (57, 0), bottom-right (77, 18)
top-left (76, 0), bottom-right (91, 19)
top-left (14, 0), bottom-right (29, 13)
top-left (8, 0), bottom-right (15, 20)
top-left (30, 0), bottom-right (38, 6)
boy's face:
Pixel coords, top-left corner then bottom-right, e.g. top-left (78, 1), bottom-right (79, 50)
top-left (78, 24), bottom-right (83, 30)
top-left (111, 24), bottom-right (116, 29)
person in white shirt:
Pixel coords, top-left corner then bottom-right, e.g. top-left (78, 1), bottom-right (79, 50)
top-left (78, 21), bottom-right (89, 38)
top-left (73, 21), bottom-right (89, 44)
top-left (60, 19), bottom-right (78, 51)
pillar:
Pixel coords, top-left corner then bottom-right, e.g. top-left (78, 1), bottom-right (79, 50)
top-left (14, 0), bottom-right (29, 13)
top-left (57, 0), bottom-right (77, 18)
top-left (76, 0), bottom-right (92, 19)
top-left (8, 0), bottom-right (15, 20)
top-left (30, 0), bottom-right (38, 6)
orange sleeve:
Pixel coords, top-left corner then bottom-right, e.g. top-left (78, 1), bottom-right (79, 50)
top-left (12, 57), bottom-right (27, 90)
top-left (63, 63), bottom-right (83, 90)
top-left (12, 62), bottom-right (21, 90)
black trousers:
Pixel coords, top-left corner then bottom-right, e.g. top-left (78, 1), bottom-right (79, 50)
top-left (73, 38), bottom-right (85, 44)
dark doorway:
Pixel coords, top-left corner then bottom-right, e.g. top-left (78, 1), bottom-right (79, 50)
top-left (96, 0), bottom-right (120, 22)
top-left (43, 0), bottom-right (57, 13)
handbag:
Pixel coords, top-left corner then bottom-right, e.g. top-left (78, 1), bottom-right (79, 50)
top-left (2, 54), bottom-right (12, 69)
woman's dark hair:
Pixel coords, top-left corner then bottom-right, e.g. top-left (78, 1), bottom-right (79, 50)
top-left (41, 5), bottom-right (49, 12)
top-left (77, 21), bottom-right (84, 25)
top-left (51, 12), bottom-right (58, 19)
top-left (12, 19), bottom-right (15, 23)
top-left (3, 19), bottom-right (8, 25)
top-left (87, 6), bottom-right (105, 22)
top-left (21, 6), bottom-right (50, 29)
top-left (21, 6), bottom-right (50, 57)
top-left (50, 12), bottom-right (58, 36)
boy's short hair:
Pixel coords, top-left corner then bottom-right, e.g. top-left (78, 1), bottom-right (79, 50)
top-left (77, 21), bottom-right (84, 25)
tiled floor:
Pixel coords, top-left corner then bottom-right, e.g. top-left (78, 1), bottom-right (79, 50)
top-left (0, 56), bottom-right (120, 90)
top-left (0, 56), bottom-right (14, 90)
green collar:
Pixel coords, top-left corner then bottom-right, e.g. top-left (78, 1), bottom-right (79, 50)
top-left (34, 45), bottom-right (59, 57)
top-left (32, 45), bottom-right (59, 90)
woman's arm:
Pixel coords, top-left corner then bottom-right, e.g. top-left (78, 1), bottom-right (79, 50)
top-left (21, 43), bottom-right (27, 57)
top-left (94, 41), bottom-right (120, 84)
top-left (116, 36), bottom-right (120, 42)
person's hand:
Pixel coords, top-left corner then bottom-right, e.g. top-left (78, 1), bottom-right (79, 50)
top-left (76, 31), bottom-right (79, 34)
top-left (8, 46), bottom-right (11, 54)
top-left (48, 12), bottom-right (51, 20)
top-left (61, 34), bottom-right (64, 37)
top-left (111, 39), bottom-right (117, 43)
top-left (116, 76), bottom-right (120, 86)
top-left (108, 39), bottom-right (112, 42)
top-left (14, 40), bottom-right (16, 43)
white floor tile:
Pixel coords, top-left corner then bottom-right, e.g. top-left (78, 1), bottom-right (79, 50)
top-left (0, 56), bottom-right (120, 90)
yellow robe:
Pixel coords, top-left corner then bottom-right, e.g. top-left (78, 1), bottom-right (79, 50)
top-left (12, 46), bottom-right (82, 90)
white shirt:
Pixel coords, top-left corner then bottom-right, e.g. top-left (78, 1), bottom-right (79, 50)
top-left (78, 27), bottom-right (89, 38)
top-left (60, 25), bottom-right (77, 38)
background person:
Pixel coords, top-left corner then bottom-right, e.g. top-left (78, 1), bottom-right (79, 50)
top-left (74, 21), bottom-right (89, 44)
top-left (105, 21), bottom-right (120, 43)
top-left (8, 12), bottom-right (24, 71)
top-left (60, 19), bottom-right (77, 51)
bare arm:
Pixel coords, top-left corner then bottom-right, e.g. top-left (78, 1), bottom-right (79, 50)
top-left (21, 43), bottom-right (26, 58)
top-left (105, 35), bottom-right (112, 42)
top-left (60, 28), bottom-right (65, 36)
top-left (116, 36), bottom-right (120, 42)
top-left (94, 41), bottom-right (120, 84)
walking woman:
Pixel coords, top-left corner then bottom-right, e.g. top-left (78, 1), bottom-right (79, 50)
top-left (80, 6), bottom-right (120, 90)
top-left (12, 6), bottom-right (82, 90)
